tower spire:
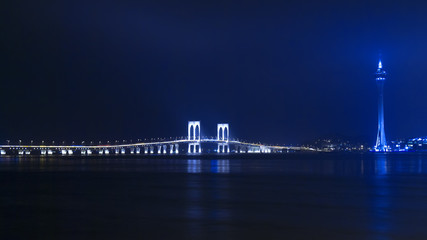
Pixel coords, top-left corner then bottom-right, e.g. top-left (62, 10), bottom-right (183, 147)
top-left (374, 57), bottom-right (388, 152)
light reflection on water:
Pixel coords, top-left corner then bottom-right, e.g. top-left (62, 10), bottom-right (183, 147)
top-left (375, 154), bottom-right (388, 175)
top-left (187, 159), bottom-right (230, 174)
top-left (1, 153), bottom-right (427, 239)
top-left (187, 160), bottom-right (201, 173)
top-left (210, 160), bottom-right (230, 174)
top-left (372, 154), bottom-right (392, 240)
top-left (3, 153), bottom-right (427, 176)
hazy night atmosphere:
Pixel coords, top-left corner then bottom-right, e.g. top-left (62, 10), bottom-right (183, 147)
top-left (2, 0), bottom-right (427, 239)
top-left (2, 0), bottom-right (427, 144)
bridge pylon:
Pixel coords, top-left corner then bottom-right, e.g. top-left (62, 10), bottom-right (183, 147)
top-left (188, 121), bottom-right (201, 154)
top-left (217, 123), bottom-right (230, 153)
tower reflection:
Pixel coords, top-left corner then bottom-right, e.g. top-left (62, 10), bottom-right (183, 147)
top-left (375, 154), bottom-right (388, 175)
top-left (370, 153), bottom-right (391, 239)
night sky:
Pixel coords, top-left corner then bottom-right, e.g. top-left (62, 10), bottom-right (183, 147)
top-left (2, 0), bottom-right (427, 145)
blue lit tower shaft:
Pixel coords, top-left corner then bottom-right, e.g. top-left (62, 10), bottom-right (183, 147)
top-left (375, 60), bottom-right (387, 151)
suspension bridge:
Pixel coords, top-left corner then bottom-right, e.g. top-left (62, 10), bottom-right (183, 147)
top-left (0, 121), bottom-right (313, 156)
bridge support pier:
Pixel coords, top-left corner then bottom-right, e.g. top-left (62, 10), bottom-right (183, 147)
top-left (260, 146), bottom-right (271, 153)
top-left (239, 146), bottom-right (248, 153)
top-left (217, 143), bottom-right (229, 153)
top-left (188, 143), bottom-right (201, 154)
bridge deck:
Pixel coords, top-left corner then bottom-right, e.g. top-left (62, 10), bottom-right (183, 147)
top-left (0, 139), bottom-right (311, 151)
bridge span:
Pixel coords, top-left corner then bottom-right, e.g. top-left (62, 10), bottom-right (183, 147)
top-left (0, 121), bottom-right (314, 156)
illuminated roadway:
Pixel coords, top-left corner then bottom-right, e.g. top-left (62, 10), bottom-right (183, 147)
top-left (0, 121), bottom-right (315, 155)
top-left (0, 138), bottom-right (313, 155)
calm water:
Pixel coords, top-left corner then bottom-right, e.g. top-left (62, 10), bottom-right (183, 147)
top-left (1, 153), bottom-right (427, 239)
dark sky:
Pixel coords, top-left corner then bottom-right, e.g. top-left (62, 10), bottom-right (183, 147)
top-left (2, 0), bottom-right (427, 145)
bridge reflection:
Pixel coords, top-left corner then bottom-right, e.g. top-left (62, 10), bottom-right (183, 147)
top-left (187, 160), bottom-right (230, 174)
top-left (185, 161), bottom-right (232, 238)
top-left (187, 160), bottom-right (202, 173)
top-left (210, 160), bottom-right (230, 174)
top-left (3, 154), bottom-right (427, 176)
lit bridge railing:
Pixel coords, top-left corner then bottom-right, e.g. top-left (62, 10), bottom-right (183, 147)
top-left (0, 138), bottom-right (314, 156)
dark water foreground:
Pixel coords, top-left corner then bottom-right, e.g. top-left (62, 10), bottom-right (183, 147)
top-left (1, 153), bottom-right (427, 240)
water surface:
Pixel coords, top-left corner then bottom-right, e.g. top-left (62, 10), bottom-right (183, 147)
top-left (1, 153), bottom-right (427, 239)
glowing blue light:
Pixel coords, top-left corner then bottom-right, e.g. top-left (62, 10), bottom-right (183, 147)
top-left (188, 160), bottom-right (201, 173)
top-left (378, 60), bottom-right (382, 69)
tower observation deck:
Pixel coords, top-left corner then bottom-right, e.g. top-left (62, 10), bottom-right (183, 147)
top-left (374, 59), bottom-right (388, 152)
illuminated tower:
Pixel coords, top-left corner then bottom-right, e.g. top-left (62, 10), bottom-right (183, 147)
top-left (375, 59), bottom-right (387, 151)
